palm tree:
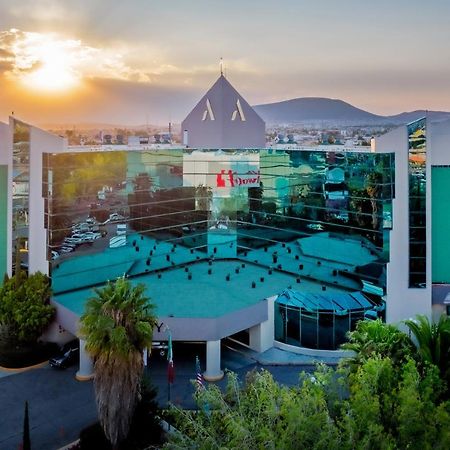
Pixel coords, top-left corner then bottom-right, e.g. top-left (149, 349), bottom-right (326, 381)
top-left (79, 276), bottom-right (157, 448)
top-left (405, 314), bottom-right (450, 378)
top-left (341, 319), bottom-right (414, 371)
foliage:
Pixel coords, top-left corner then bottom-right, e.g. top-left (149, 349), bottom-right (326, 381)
top-left (405, 314), bottom-right (450, 382)
top-left (0, 272), bottom-right (55, 344)
top-left (166, 359), bottom-right (450, 450)
top-left (340, 357), bottom-right (450, 449)
top-left (167, 368), bottom-right (342, 450)
top-left (340, 318), bottom-right (414, 371)
top-left (51, 151), bottom-right (126, 204)
top-left (79, 277), bottom-right (157, 448)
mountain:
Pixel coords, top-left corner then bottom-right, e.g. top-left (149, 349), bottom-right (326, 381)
top-left (253, 97), bottom-right (450, 126)
top-left (386, 110), bottom-right (450, 125)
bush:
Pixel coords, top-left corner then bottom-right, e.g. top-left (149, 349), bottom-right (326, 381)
top-left (0, 272), bottom-right (55, 345)
top-left (166, 363), bottom-right (450, 449)
top-left (340, 318), bottom-right (414, 371)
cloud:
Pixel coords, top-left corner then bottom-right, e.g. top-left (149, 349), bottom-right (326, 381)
top-left (0, 47), bottom-right (14, 73)
top-left (0, 28), bottom-right (155, 85)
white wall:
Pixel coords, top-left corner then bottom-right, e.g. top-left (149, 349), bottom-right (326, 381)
top-left (0, 122), bottom-right (12, 276)
top-left (429, 119), bottom-right (450, 165)
top-left (28, 124), bottom-right (66, 275)
top-left (374, 125), bottom-right (431, 323)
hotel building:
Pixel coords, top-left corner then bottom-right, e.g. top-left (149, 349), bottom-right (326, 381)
top-left (0, 75), bottom-right (448, 379)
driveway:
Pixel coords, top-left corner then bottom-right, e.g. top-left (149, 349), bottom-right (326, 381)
top-left (0, 365), bottom-right (96, 450)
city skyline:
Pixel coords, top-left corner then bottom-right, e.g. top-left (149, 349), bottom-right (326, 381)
top-left (1, 0), bottom-right (449, 125)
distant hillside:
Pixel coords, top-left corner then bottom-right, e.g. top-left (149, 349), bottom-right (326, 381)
top-left (386, 110), bottom-right (450, 125)
top-left (254, 97), bottom-right (450, 126)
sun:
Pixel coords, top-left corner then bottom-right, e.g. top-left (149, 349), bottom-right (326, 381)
top-left (16, 34), bottom-right (80, 92)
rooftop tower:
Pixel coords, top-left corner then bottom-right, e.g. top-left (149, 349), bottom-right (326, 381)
top-left (181, 74), bottom-right (265, 149)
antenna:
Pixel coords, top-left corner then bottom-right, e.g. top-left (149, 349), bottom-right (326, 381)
top-left (220, 57), bottom-right (223, 76)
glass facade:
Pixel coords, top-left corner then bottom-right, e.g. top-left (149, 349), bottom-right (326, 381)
top-left (43, 147), bottom-right (394, 348)
top-left (43, 148), bottom-right (394, 267)
top-left (407, 118), bottom-right (427, 288)
top-left (12, 120), bottom-right (30, 273)
top-left (274, 290), bottom-right (381, 350)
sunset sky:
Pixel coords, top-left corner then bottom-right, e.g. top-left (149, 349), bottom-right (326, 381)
top-left (1, 0), bottom-right (450, 125)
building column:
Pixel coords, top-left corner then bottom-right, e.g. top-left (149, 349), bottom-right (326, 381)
top-left (76, 339), bottom-right (94, 381)
top-left (203, 339), bottom-right (224, 381)
top-left (249, 296), bottom-right (275, 353)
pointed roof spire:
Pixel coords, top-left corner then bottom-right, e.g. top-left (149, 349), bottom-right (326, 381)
top-left (181, 74), bottom-right (265, 149)
top-left (220, 57), bottom-right (224, 77)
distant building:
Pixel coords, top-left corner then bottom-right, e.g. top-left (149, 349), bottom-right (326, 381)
top-left (181, 74), bottom-right (266, 149)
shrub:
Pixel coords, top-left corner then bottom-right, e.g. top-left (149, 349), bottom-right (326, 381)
top-left (0, 272), bottom-right (55, 345)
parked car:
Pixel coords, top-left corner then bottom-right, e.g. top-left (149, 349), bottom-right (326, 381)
top-left (63, 239), bottom-right (80, 246)
top-left (82, 232), bottom-right (101, 241)
top-left (109, 213), bottom-right (126, 222)
top-left (70, 233), bottom-right (86, 239)
top-left (49, 340), bottom-right (79, 369)
top-left (59, 246), bottom-right (75, 253)
top-left (72, 223), bottom-right (90, 233)
top-left (306, 223), bottom-right (324, 231)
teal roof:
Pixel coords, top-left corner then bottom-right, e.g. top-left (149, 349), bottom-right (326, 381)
top-left (52, 233), bottom-right (372, 319)
top-left (276, 289), bottom-right (375, 314)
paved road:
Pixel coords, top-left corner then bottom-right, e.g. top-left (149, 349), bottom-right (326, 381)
top-left (0, 365), bottom-right (96, 450)
top-left (0, 345), bottom-right (316, 450)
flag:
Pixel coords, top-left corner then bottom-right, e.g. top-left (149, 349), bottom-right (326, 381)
top-left (195, 355), bottom-right (204, 390)
top-left (167, 331), bottom-right (175, 384)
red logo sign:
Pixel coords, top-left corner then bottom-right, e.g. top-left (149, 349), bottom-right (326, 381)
top-left (216, 169), bottom-right (260, 188)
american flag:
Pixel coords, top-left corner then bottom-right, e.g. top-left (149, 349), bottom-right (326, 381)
top-left (195, 356), bottom-right (204, 390)
top-left (167, 331), bottom-right (175, 384)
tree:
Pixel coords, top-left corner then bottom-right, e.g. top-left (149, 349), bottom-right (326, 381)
top-left (79, 277), bottom-right (157, 448)
top-left (365, 171), bottom-right (382, 230)
top-left (78, 375), bottom-right (163, 450)
top-left (405, 314), bottom-right (450, 382)
top-left (0, 272), bottom-right (54, 344)
top-left (23, 401), bottom-right (31, 450)
top-left (340, 318), bottom-right (414, 372)
top-left (248, 182), bottom-right (264, 213)
top-left (167, 368), bottom-right (341, 450)
top-left (166, 361), bottom-right (450, 450)
top-left (340, 356), bottom-right (450, 449)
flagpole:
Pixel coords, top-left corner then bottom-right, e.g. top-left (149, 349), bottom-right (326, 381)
top-left (166, 326), bottom-right (174, 406)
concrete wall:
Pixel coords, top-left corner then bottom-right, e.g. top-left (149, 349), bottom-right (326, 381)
top-left (53, 295), bottom-right (269, 343)
top-left (28, 124), bottom-right (66, 274)
top-left (429, 119), bottom-right (450, 165)
top-left (0, 122), bottom-right (12, 278)
top-left (152, 299), bottom-right (269, 342)
top-left (374, 125), bottom-right (432, 322)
